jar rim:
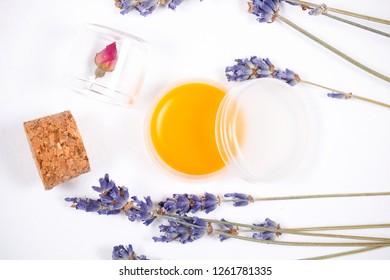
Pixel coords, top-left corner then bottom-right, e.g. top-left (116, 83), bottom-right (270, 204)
top-left (215, 79), bottom-right (309, 182)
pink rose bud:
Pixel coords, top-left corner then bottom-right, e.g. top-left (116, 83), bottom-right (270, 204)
top-left (95, 42), bottom-right (118, 78)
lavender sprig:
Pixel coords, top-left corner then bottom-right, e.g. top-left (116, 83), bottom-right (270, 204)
top-left (65, 174), bottom-right (129, 215)
top-left (225, 56), bottom-right (390, 108)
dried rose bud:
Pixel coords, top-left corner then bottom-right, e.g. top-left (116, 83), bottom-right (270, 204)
top-left (94, 42), bottom-right (118, 78)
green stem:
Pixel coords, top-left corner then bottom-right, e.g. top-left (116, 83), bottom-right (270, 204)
top-left (353, 95), bottom-right (390, 108)
top-left (290, 224), bottom-right (390, 232)
top-left (301, 246), bottom-right (385, 260)
top-left (277, 14), bottom-right (390, 83)
top-left (323, 13), bottom-right (390, 38)
top-left (284, 0), bottom-right (390, 25)
top-left (214, 230), bottom-right (390, 247)
top-left (300, 80), bottom-right (390, 108)
top-left (229, 191), bottom-right (390, 202)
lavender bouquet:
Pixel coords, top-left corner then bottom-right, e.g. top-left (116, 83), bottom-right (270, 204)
top-left (66, 174), bottom-right (390, 260)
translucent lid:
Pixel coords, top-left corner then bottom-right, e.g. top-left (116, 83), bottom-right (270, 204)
top-left (215, 79), bottom-right (309, 182)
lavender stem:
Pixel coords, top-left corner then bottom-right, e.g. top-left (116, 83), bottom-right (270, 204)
top-left (322, 13), bottom-right (390, 38)
top-left (301, 245), bottom-right (385, 260)
top-left (214, 230), bottom-right (390, 247)
top-left (289, 224), bottom-right (390, 232)
top-left (252, 191), bottom-right (390, 202)
top-left (277, 14), bottom-right (390, 83)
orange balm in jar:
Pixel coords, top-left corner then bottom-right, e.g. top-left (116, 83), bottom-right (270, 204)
top-left (148, 81), bottom-right (226, 179)
top-left (147, 79), bottom-right (309, 182)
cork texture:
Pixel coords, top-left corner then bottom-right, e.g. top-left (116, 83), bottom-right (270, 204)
top-left (24, 111), bottom-right (90, 190)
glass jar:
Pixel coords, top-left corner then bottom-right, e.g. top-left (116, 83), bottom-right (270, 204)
top-left (65, 23), bottom-right (149, 106)
top-left (146, 78), bottom-right (309, 182)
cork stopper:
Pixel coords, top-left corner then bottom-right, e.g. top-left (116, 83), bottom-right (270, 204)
top-left (24, 111), bottom-right (90, 190)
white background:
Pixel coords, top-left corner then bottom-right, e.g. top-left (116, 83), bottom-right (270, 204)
top-left (0, 0), bottom-right (389, 260)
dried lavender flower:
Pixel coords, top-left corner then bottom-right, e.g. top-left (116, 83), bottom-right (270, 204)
top-left (274, 68), bottom-right (301, 86)
top-left (92, 173), bottom-right (116, 193)
top-left (327, 92), bottom-right (352, 100)
top-left (137, 0), bottom-right (160, 16)
top-left (202, 192), bottom-right (220, 213)
top-left (224, 193), bottom-right (254, 207)
top-left (153, 216), bottom-right (209, 243)
top-left (112, 244), bottom-right (148, 260)
top-left (125, 196), bottom-right (156, 225)
top-left (252, 218), bottom-right (281, 240)
top-left (64, 197), bottom-right (101, 213)
top-left (159, 194), bottom-right (193, 214)
top-left (225, 57), bottom-right (275, 82)
top-left (65, 174), bottom-right (129, 215)
top-left (168, 0), bottom-right (184, 10)
top-left (248, 0), bottom-right (281, 23)
top-left (158, 193), bottom-right (220, 215)
top-left (115, 0), bottom-right (137, 15)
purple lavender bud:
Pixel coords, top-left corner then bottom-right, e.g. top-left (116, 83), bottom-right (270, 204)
top-left (112, 244), bottom-right (148, 260)
top-left (115, 0), bottom-right (138, 15)
top-left (248, 0), bottom-right (281, 23)
top-left (97, 209), bottom-right (121, 215)
top-left (225, 57), bottom-right (275, 82)
top-left (202, 192), bottom-right (220, 214)
top-left (159, 193), bottom-right (219, 215)
top-left (153, 216), bottom-right (208, 244)
top-left (252, 218), bottom-right (280, 240)
top-left (167, 0), bottom-right (183, 10)
top-left (137, 0), bottom-right (159, 16)
top-left (65, 197), bottom-right (101, 212)
top-left (252, 231), bottom-right (277, 240)
top-left (274, 68), bottom-right (301, 86)
top-left (224, 193), bottom-right (254, 207)
top-left (153, 221), bottom-right (190, 243)
top-left (224, 193), bottom-right (249, 200)
top-left (100, 186), bottom-right (130, 210)
top-left (158, 197), bottom-right (177, 212)
top-left (92, 173), bottom-right (116, 193)
top-left (190, 217), bottom-right (208, 240)
top-left (187, 194), bottom-right (203, 213)
top-left (327, 92), bottom-right (352, 99)
top-left (327, 93), bottom-right (345, 99)
top-left (125, 196), bottom-right (156, 225)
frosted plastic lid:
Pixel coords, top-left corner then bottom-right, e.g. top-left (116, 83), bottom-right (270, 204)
top-left (215, 79), bottom-right (309, 182)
